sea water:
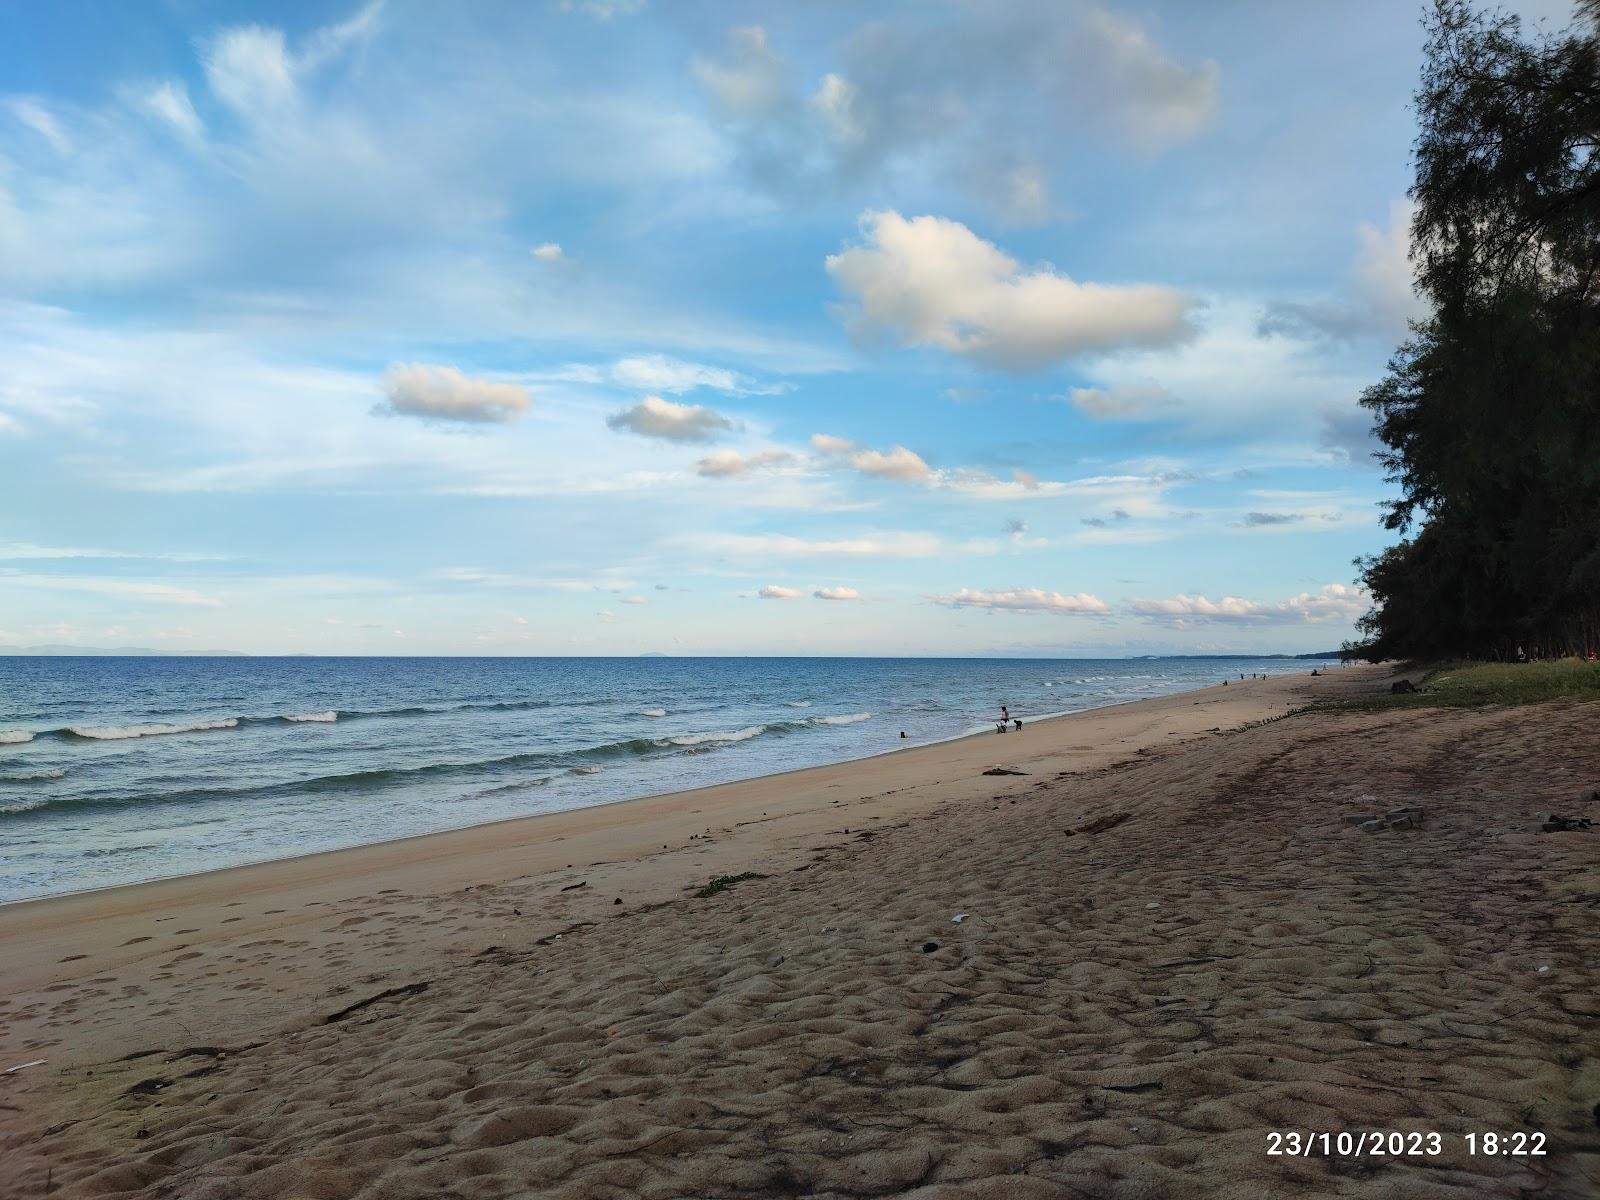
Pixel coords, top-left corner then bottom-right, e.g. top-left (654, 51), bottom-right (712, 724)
top-left (0, 656), bottom-right (1322, 901)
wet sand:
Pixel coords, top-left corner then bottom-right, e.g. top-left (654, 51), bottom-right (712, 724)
top-left (3, 664), bottom-right (1597, 1198)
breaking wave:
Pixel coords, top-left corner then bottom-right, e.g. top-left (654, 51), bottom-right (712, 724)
top-left (667, 725), bottom-right (767, 747)
top-left (66, 718), bottom-right (239, 741)
top-left (0, 730), bottom-right (34, 745)
top-left (813, 712), bottom-right (873, 725)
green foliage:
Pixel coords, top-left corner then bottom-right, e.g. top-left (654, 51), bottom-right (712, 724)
top-left (1324, 657), bottom-right (1600, 711)
top-left (1350, 1), bottom-right (1600, 663)
top-left (694, 871), bottom-right (765, 898)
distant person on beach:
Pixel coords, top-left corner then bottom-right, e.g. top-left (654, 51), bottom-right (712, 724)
top-left (997, 704), bottom-right (1010, 733)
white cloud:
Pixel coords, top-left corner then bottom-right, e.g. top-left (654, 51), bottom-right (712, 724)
top-left (1129, 583), bottom-right (1369, 626)
top-left (850, 445), bottom-right (931, 482)
top-left (202, 25), bottom-right (300, 122)
top-left (758, 584), bottom-right (802, 599)
top-left (1260, 200), bottom-right (1425, 342)
top-left (620, 595), bottom-right (647, 605)
top-left (377, 363), bottom-right (531, 423)
top-left (813, 586), bottom-right (860, 601)
top-left (607, 354), bottom-right (783, 396)
top-left (692, 9), bottom-right (1215, 219)
top-left (606, 394), bottom-right (737, 441)
top-left (826, 211), bottom-right (1194, 370)
top-left (693, 26), bottom-right (791, 120)
top-left (7, 99), bottom-right (72, 154)
top-left (1354, 199), bottom-right (1425, 334)
top-left (135, 81), bottom-right (205, 141)
top-left (810, 433), bottom-right (856, 454)
top-left (689, 531), bottom-right (945, 559)
top-left (1, 571), bottom-right (225, 607)
top-left (531, 242), bottom-right (564, 262)
top-left (695, 448), bottom-right (793, 478)
top-left (560, 0), bottom-right (646, 18)
top-left (930, 587), bottom-right (1109, 615)
top-left (811, 73), bottom-right (863, 149)
top-left (1074, 8), bottom-right (1218, 149)
top-left (1069, 383), bottom-right (1177, 421)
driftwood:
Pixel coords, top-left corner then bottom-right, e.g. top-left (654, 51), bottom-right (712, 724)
top-left (322, 981), bottom-right (430, 1024)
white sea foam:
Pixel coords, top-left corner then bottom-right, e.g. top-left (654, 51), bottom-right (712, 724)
top-left (2, 768), bottom-right (65, 781)
top-left (570, 765), bottom-right (604, 775)
top-left (668, 725), bottom-right (766, 746)
top-left (813, 712), bottom-right (873, 725)
top-left (640, 708), bottom-right (667, 718)
top-left (68, 718), bottom-right (239, 741)
top-left (285, 711), bottom-right (337, 723)
top-left (0, 730), bottom-right (35, 744)
top-left (0, 797), bottom-right (49, 814)
top-left (785, 700), bottom-right (813, 708)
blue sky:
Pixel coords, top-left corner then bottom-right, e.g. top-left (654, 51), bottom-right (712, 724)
top-left (0, 0), bottom-right (1575, 655)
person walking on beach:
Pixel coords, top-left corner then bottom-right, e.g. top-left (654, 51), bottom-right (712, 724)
top-left (998, 703), bottom-right (1010, 733)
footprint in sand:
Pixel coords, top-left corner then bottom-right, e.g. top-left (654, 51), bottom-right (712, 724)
top-left (121, 936), bottom-right (153, 946)
top-left (58, 954), bottom-right (86, 962)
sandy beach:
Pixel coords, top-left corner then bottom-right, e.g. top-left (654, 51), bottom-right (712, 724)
top-left (3, 664), bottom-right (1598, 1198)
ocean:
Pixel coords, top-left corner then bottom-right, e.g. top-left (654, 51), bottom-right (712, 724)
top-left (0, 655), bottom-right (1319, 902)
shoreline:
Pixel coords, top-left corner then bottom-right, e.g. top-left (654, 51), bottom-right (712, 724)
top-left (0, 674), bottom-right (1304, 910)
top-left (0, 668), bottom-right (1361, 1070)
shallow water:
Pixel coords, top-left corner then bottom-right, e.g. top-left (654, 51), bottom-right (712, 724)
top-left (0, 655), bottom-right (1319, 900)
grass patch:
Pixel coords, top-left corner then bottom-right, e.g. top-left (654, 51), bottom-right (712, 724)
top-left (1325, 657), bottom-right (1600, 712)
top-left (694, 871), bottom-right (766, 898)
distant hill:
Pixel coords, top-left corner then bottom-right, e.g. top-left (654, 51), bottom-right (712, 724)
top-left (0, 644), bottom-right (248, 657)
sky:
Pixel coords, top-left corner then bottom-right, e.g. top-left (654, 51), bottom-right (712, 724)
top-left (0, 0), bottom-right (1580, 656)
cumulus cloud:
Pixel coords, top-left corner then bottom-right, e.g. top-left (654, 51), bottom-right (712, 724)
top-left (758, 584), bottom-right (802, 599)
top-left (1129, 583), bottom-right (1369, 626)
top-left (1069, 382), bottom-right (1177, 421)
top-left (377, 363), bottom-right (531, 423)
top-left (850, 445), bottom-right (932, 482)
top-left (695, 448), bottom-right (793, 478)
top-left (531, 242), bottom-right (564, 262)
top-left (826, 211), bottom-right (1194, 370)
top-left (930, 587), bottom-right (1109, 615)
top-left (813, 586), bottom-right (860, 601)
top-left (811, 433), bottom-right (856, 454)
top-left (606, 395), bottom-right (737, 441)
